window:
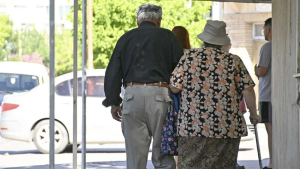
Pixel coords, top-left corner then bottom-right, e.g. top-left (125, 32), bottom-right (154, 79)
top-left (253, 23), bottom-right (265, 41)
top-left (70, 76), bottom-right (105, 97)
top-left (59, 6), bottom-right (64, 19)
top-left (14, 5), bottom-right (27, 18)
top-left (0, 5), bottom-right (6, 14)
top-left (36, 6), bottom-right (47, 16)
top-left (59, 6), bottom-right (71, 20)
top-left (56, 80), bottom-right (70, 96)
top-left (87, 76), bottom-right (105, 97)
top-left (0, 73), bottom-right (39, 92)
top-left (46, 6), bottom-right (49, 16)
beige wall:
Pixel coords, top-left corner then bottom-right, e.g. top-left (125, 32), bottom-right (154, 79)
top-left (272, 0), bottom-right (300, 168)
top-left (224, 2), bottom-right (256, 14)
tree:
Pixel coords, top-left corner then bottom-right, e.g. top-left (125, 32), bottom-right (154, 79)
top-left (22, 52), bottom-right (44, 65)
top-left (19, 28), bottom-right (49, 61)
top-left (71, 0), bottom-right (212, 69)
top-left (0, 14), bottom-right (76, 76)
top-left (0, 14), bottom-right (18, 61)
top-left (17, 28), bottom-right (80, 76)
top-left (55, 29), bottom-right (82, 76)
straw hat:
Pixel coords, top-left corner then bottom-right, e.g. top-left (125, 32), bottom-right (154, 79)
top-left (197, 20), bottom-right (231, 46)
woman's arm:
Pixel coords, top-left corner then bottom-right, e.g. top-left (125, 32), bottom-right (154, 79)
top-left (242, 86), bottom-right (261, 124)
top-left (170, 84), bottom-right (181, 93)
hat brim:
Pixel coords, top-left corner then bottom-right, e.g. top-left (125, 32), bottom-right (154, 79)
top-left (197, 32), bottom-right (230, 46)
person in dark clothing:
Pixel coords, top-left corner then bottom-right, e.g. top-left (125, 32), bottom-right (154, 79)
top-left (102, 3), bottom-right (183, 169)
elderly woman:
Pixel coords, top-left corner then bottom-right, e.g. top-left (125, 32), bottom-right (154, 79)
top-left (170, 20), bottom-right (260, 169)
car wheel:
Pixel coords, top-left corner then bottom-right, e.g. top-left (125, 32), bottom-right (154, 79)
top-left (33, 120), bottom-right (69, 154)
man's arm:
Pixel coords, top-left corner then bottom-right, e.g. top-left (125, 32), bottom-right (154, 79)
top-left (254, 64), bottom-right (268, 77)
top-left (102, 37), bottom-right (125, 122)
top-left (255, 43), bottom-right (271, 78)
top-left (102, 40), bottom-right (123, 108)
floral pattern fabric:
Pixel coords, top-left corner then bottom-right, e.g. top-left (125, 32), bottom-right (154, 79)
top-left (178, 136), bottom-right (240, 169)
top-left (170, 47), bottom-right (255, 139)
top-left (160, 93), bottom-right (180, 156)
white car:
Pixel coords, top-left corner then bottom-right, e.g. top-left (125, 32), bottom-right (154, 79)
top-left (0, 68), bottom-right (253, 153)
top-left (0, 62), bottom-right (49, 107)
top-left (0, 69), bottom-right (124, 154)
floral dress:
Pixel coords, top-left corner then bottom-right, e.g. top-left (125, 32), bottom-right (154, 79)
top-left (170, 47), bottom-right (255, 139)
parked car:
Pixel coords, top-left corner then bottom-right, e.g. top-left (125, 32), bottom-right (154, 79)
top-left (0, 68), bottom-right (253, 153)
top-left (0, 69), bottom-right (124, 154)
top-left (0, 62), bottom-right (49, 107)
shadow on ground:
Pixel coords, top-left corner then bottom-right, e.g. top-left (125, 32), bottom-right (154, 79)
top-left (1, 159), bottom-right (270, 169)
top-left (0, 161), bottom-right (154, 169)
top-left (239, 158), bottom-right (270, 169)
top-left (0, 148), bottom-right (127, 155)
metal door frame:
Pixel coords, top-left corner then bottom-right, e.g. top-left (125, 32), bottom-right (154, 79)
top-left (48, 0), bottom-right (272, 168)
top-left (49, 0), bottom-right (87, 168)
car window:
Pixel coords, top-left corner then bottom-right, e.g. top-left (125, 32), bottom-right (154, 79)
top-left (70, 76), bottom-right (105, 97)
top-left (0, 73), bottom-right (39, 93)
top-left (56, 80), bottom-right (70, 96)
top-left (87, 76), bottom-right (105, 97)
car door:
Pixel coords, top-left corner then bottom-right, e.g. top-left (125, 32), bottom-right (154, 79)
top-left (55, 80), bottom-right (78, 141)
top-left (85, 76), bottom-right (124, 143)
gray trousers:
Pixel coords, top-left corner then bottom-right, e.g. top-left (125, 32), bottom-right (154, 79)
top-left (122, 85), bottom-right (176, 169)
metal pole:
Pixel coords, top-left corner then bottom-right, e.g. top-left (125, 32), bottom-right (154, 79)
top-left (87, 0), bottom-right (94, 69)
top-left (82, 0), bottom-right (87, 168)
top-left (253, 120), bottom-right (263, 169)
top-left (73, 0), bottom-right (78, 168)
top-left (49, 0), bottom-right (55, 168)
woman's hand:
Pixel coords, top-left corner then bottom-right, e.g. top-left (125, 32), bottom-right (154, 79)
top-left (250, 113), bottom-right (261, 125)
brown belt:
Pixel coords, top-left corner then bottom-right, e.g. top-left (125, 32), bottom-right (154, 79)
top-left (126, 82), bottom-right (169, 88)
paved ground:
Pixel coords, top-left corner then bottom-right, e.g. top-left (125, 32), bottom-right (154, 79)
top-left (0, 124), bottom-right (270, 169)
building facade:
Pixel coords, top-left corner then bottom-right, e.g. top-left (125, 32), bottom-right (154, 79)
top-left (0, 0), bottom-right (73, 33)
top-left (212, 2), bottom-right (272, 104)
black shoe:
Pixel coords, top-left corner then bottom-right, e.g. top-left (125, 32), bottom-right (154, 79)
top-left (263, 167), bottom-right (272, 169)
top-left (236, 163), bottom-right (245, 169)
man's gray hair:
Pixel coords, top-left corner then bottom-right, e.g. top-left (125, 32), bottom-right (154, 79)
top-left (137, 12), bottom-right (161, 23)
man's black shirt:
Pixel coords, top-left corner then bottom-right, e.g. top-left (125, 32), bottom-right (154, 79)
top-left (103, 21), bottom-right (183, 107)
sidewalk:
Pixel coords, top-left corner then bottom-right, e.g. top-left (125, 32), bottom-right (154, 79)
top-left (0, 159), bottom-right (270, 169)
top-left (0, 125), bottom-right (270, 169)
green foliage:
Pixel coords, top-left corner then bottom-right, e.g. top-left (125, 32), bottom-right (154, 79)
top-left (19, 28), bottom-right (49, 60)
top-left (17, 28), bottom-right (81, 76)
top-left (0, 14), bottom-right (78, 76)
top-left (0, 14), bottom-right (17, 61)
top-left (72, 0), bottom-right (212, 69)
top-left (55, 29), bottom-right (82, 76)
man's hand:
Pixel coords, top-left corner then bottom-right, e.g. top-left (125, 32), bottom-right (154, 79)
top-left (250, 113), bottom-right (261, 125)
top-left (111, 106), bottom-right (122, 122)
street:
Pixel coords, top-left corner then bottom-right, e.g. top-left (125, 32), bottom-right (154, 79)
top-left (0, 124), bottom-right (270, 169)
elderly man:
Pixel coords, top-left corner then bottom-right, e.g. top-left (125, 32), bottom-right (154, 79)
top-left (102, 4), bottom-right (183, 169)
